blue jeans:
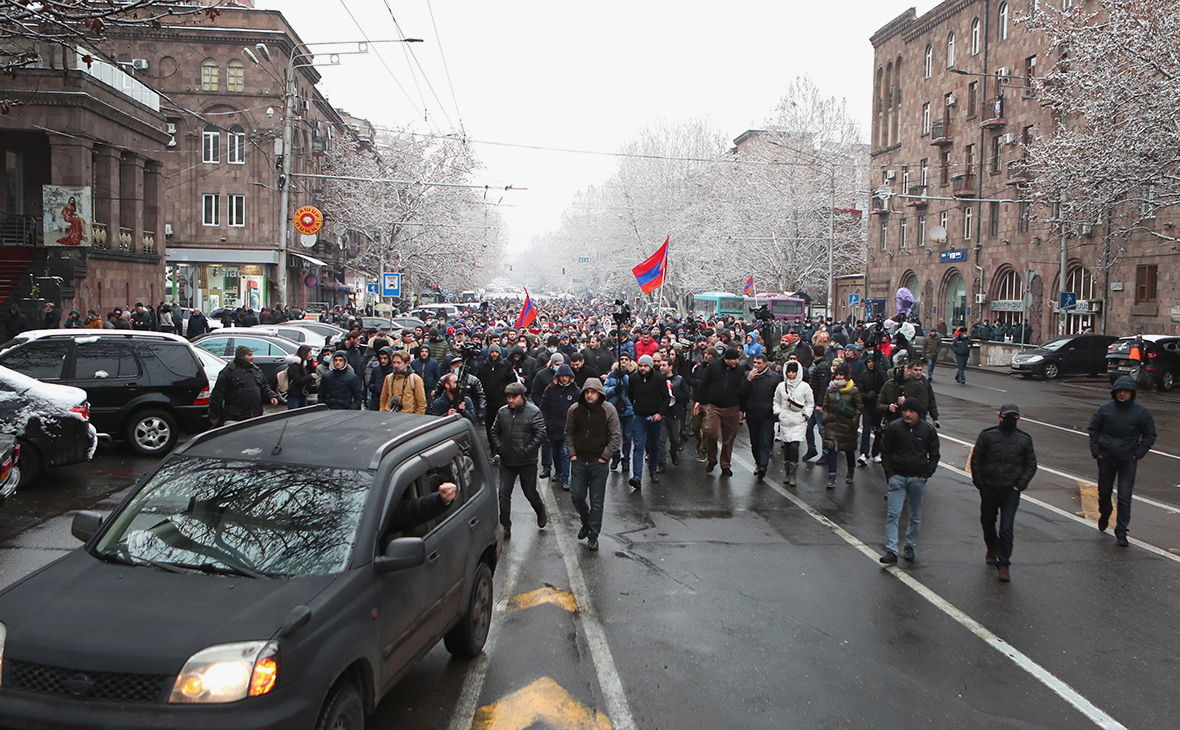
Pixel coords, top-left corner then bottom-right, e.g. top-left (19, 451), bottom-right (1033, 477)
top-left (614, 414), bottom-right (633, 463)
top-left (540, 440), bottom-right (553, 474)
top-left (980, 488), bottom-right (1021, 567)
top-left (570, 460), bottom-right (609, 538)
top-left (926, 356), bottom-right (936, 379)
top-left (746, 416), bottom-right (775, 471)
top-left (547, 437), bottom-right (569, 484)
top-left (885, 475), bottom-right (927, 554)
top-left (631, 417), bottom-right (662, 480)
top-left (955, 355), bottom-right (969, 383)
top-left (287, 393), bottom-right (308, 409)
top-left (805, 409), bottom-right (825, 453)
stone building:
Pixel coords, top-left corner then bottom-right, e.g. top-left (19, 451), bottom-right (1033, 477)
top-left (0, 48), bottom-right (167, 326)
top-left (868, 0), bottom-right (1178, 342)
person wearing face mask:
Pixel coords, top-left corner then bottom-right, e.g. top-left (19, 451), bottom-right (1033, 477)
top-left (1087, 376), bottom-right (1157, 547)
top-left (970, 404), bottom-right (1038, 581)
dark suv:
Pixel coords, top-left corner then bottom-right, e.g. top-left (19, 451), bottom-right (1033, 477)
top-left (1106, 335), bottom-right (1180, 390)
top-left (0, 408), bottom-right (499, 730)
top-left (0, 331), bottom-right (210, 456)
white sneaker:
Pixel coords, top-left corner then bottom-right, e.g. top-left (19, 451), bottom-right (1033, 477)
top-left (872, 454), bottom-right (882, 463)
top-left (857, 454), bottom-right (869, 467)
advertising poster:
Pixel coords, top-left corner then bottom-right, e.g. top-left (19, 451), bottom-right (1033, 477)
top-left (43, 184), bottom-right (92, 246)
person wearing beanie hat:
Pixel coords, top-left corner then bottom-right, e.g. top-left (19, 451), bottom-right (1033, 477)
top-left (530, 352), bottom-right (566, 478)
top-left (426, 326), bottom-right (448, 364)
top-left (970, 403), bottom-right (1037, 581)
top-left (693, 346), bottom-right (747, 476)
top-left (478, 342), bottom-right (514, 443)
top-left (638, 354), bottom-right (654, 368)
top-left (879, 394), bottom-right (940, 565)
top-left (626, 351), bottom-right (668, 488)
top-left (821, 364), bottom-right (863, 488)
top-left (540, 364), bottom-right (579, 489)
top-left (208, 343), bottom-right (278, 426)
top-left (491, 378), bottom-right (549, 538)
top-left (565, 377), bottom-right (621, 551)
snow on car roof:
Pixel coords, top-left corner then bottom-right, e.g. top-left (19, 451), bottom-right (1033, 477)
top-left (0, 364), bottom-right (87, 412)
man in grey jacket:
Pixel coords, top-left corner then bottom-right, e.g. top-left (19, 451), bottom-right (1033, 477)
top-left (491, 381), bottom-right (548, 538)
top-left (1088, 375), bottom-right (1157, 546)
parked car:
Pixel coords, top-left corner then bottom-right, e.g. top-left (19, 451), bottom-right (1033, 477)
top-left (192, 346), bottom-right (227, 386)
top-left (283, 321), bottom-right (345, 346)
top-left (1009, 333), bottom-right (1119, 379)
top-left (250, 324), bottom-right (327, 351)
top-left (1106, 335), bottom-right (1180, 390)
top-left (391, 317), bottom-right (426, 331)
top-left (191, 330), bottom-right (300, 390)
top-left (0, 408), bottom-right (499, 730)
top-left (0, 330), bottom-right (209, 457)
top-left (412, 304), bottom-right (459, 320)
top-left (0, 364), bottom-right (96, 488)
top-left (360, 317), bottom-right (401, 335)
top-left (0, 435), bottom-right (19, 506)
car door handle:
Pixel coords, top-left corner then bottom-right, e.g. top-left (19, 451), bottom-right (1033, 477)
top-left (468, 517), bottom-right (479, 531)
top-left (427, 551), bottom-right (441, 565)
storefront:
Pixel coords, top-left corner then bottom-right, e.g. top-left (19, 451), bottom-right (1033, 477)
top-left (165, 248), bottom-right (280, 313)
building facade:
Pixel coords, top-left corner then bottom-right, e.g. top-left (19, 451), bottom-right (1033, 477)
top-left (868, 0), bottom-right (1179, 342)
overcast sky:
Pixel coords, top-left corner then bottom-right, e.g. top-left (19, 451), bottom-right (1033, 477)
top-left (258, 0), bottom-right (939, 253)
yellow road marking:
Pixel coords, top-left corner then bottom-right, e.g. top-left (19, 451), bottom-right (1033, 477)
top-left (1077, 480), bottom-right (1101, 523)
top-left (471, 677), bottom-right (612, 730)
top-left (508, 586), bottom-right (578, 614)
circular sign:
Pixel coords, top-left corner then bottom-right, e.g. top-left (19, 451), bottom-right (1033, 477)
top-left (304, 274), bottom-right (319, 288)
top-left (293, 206), bottom-right (323, 235)
top-left (300, 233), bottom-right (318, 248)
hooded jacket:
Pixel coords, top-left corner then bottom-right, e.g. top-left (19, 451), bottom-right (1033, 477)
top-left (540, 365), bottom-right (580, 437)
top-left (603, 364), bottom-right (634, 418)
top-left (411, 348), bottom-right (442, 395)
top-left (1088, 376), bottom-right (1157, 461)
top-left (477, 347), bottom-right (515, 410)
top-left (319, 359), bottom-right (364, 410)
top-left (877, 370), bottom-right (929, 423)
top-left (971, 421), bottom-right (1037, 492)
top-left (365, 348), bottom-right (396, 410)
top-left (208, 358), bottom-right (277, 424)
top-left (507, 346), bottom-right (536, 395)
top-left (564, 378), bottom-right (622, 462)
top-left (773, 368), bottom-right (814, 442)
top-left (822, 378), bottom-right (863, 452)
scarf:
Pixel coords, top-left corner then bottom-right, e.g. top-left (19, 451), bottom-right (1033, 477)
top-left (829, 378), bottom-right (854, 393)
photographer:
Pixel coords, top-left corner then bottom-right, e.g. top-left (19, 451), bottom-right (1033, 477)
top-left (380, 351), bottom-right (427, 414)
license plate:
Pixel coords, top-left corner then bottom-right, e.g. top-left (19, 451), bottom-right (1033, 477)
top-left (1116, 366), bottom-right (1135, 373)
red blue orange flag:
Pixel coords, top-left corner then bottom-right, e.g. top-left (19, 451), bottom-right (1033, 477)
top-left (631, 237), bottom-right (669, 294)
top-left (742, 276), bottom-right (754, 296)
top-left (515, 289), bottom-right (537, 329)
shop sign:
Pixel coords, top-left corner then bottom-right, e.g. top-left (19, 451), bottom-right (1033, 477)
top-left (939, 248), bottom-right (967, 263)
top-left (293, 206), bottom-right (323, 235)
top-left (990, 299), bottom-right (1025, 312)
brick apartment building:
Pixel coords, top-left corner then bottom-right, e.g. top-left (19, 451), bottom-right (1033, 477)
top-left (868, 0), bottom-right (1179, 342)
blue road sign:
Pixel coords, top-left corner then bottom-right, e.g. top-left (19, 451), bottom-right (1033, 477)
top-left (939, 248), bottom-right (968, 263)
top-left (381, 273), bottom-right (401, 297)
top-left (848, 293), bottom-right (861, 306)
top-left (1059, 292), bottom-right (1077, 311)
top-left (366, 283), bottom-right (378, 296)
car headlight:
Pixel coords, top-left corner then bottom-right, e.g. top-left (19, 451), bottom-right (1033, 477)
top-left (1025, 355), bottom-right (1043, 364)
top-left (169, 641), bottom-right (278, 704)
top-left (0, 621), bottom-right (6, 687)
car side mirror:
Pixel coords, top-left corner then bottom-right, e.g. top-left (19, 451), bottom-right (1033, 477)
top-left (374, 537), bottom-right (426, 574)
top-left (72, 510), bottom-right (104, 542)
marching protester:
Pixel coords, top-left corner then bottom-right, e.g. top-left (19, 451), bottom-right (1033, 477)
top-left (380, 351), bottom-right (427, 414)
top-left (286, 344), bottom-right (316, 410)
top-left (540, 364), bottom-right (580, 490)
top-left (1087, 376), bottom-right (1157, 546)
top-left (856, 353), bottom-right (886, 465)
top-left (429, 373), bottom-right (476, 423)
top-left (821, 364), bottom-right (863, 487)
top-left (628, 354), bottom-right (668, 488)
top-left (970, 404), bottom-right (1037, 581)
top-left (694, 347), bottom-right (746, 477)
top-left (879, 398), bottom-right (940, 565)
top-left (532, 352), bottom-right (565, 479)
top-left (604, 354), bottom-right (635, 472)
top-left (951, 330), bottom-right (971, 384)
top-left (659, 357), bottom-right (691, 471)
top-left (491, 382), bottom-right (549, 539)
top-left (565, 378), bottom-right (622, 552)
top-left (740, 352), bottom-right (783, 480)
top-left (773, 360), bottom-right (814, 488)
top-left (319, 351), bottom-right (364, 410)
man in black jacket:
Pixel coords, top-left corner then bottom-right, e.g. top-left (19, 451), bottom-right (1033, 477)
top-left (186, 308), bottom-right (209, 339)
top-left (694, 348), bottom-right (746, 476)
top-left (208, 346), bottom-right (279, 426)
top-left (490, 382), bottom-right (548, 537)
top-left (739, 352), bottom-right (783, 479)
top-left (879, 398), bottom-right (940, 565)
top-left (565, 378), bottom-right (622, 551)
top-left (627, 354), bottom-right (667, 489)
top-left (971, 403), bottom-right (1037, 581)
top-left (319, 352), bottom-right (364, 410)
top-left (478, 344), bottom-right (514, 443)
top-left (1088, 375), bottom-right (1157, 546)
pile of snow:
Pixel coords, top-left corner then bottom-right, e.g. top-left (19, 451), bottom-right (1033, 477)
top-left (0, 365), bottom-right (88, 429)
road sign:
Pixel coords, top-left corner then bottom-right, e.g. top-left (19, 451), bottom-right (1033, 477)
top-left (1059, 292), bottom-right (1077, 311)
top-left (293, 206), bottom-right (323, 235)
top-left (577, 257), bottom-right (590, 263)
top-left (366, 283), bottom-right (378, 296)
top-left (381, 272), bottom-right (401, 297)
top-left (939, 248), bottom-right (968, 263)
top-left (848, 293), bottom-right (860, 306)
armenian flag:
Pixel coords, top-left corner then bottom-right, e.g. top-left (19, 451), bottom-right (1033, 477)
top-left (631, 236), bottom-right (669, 294)
top-left (742, 276), bottom-right (755, 296)
top-left (515, 289), bottom-right (537, 329)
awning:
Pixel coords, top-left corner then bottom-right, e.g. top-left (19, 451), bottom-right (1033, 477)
top-left (290, 252), bottom-right (328, 267)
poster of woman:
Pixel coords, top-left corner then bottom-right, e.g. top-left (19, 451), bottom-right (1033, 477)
top-left (43, 185), bottom-right (92, 247)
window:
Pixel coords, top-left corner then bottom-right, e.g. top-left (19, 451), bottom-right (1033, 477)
top-left (880, 221), bottom-right (888, 251)
top-left (964, 206), bottom-right (973, 240)
top-left (229, 194), bottom-right (245, 227)
top-left (990, 202), bottom-right (1000, 236)
top-left (971, 18), bottom-right (981, 55)
top-left (947, 33), bottom-right (956, 68)
top-left (940, 150), bottom-right (951, 185)
top-left (1062, 0), bottom-right (1073, 9)
top-left (991, 135), bottom-right (1003, 173)
top-left (0, 341), bottom-right (69, 380)
top-left (203, 194), bottom-right (219, 226)
top-left (234, 338), bottom-right (274, 355)
top-left (920, 159), bottom-right (929, 187)
top-left (940, 211), bottom-right (949, 232)
top-left (202, 125), bottom-right (219, 164)
top-left (967, 81), bottom-right (978, 118)
top-left (228, 125), bottom-right (245, 164)
top-left (227, 59), bottom-right (244, 93)
top-left (900, 218), bottom-right (908, 248)
top-left (1025, 55), bottom-right (1037, 83)
top-left (918, 215), bottom-right (927, 246)
top-left (902, 167), bottom-right (910, 192)
top-left (1142, 185), bottom-right (1157, 219)
top-left (1135, 265), bottom-right (1157, 303)
top-left (922, 102), bottom-right (931, 135)
top-left (75, 341), bottom-right (139, 379)
top-left (999, 3), bottom-right (1009, 41)
top-left (965, 143), bottom-right (976, 170)
top-left (1018, 201), bottom-right (1030, 233)
top-left (196, 338), bottom-right (230, 357)
top-left (200, 58), bottom-right (218, 91)
top-left (924, 45), bottom-right (932, 79)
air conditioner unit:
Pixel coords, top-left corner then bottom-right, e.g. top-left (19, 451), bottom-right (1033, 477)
top-left (946, 93), bottom-right (958, 107)
top-left (131, 59), bottom-right (148, 70)
top-left (996, 67), bottom-right (1012, 80)
top-left (165, 123), bottom-right (177, 134)
top-left (1002, 132), bottom-right (1017, 145)
top-left (884, 171), bottom-right (896, 180)
top-left (976, 294), bottom-right (986, 304)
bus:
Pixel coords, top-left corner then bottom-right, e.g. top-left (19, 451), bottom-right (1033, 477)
top-left (689, 292), bottom-right (745, 319)
top-left (743, 294), bottom-right (808, 324)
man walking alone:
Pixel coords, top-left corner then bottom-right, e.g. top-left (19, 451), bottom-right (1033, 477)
top-left (879, 399), bottom-right (939, 565)
top-left (491, 382), bottom-right (548, 539)
top-left (1087, 376), bottom-right (1157, 546)
top-left (970, 404), bottom-right (1037, 581)
top-left (565, 378), bottom-right (622, 552)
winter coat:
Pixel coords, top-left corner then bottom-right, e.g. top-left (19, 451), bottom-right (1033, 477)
top-left (1088, 376), bottom-right (1157, 462)
top-left (822, 381), bottom-right (863, 452)
top-left (565, 387), bottom-right (622, 463)
top-left (208, 360), bottom-right (277, 425)
top-left (739, 367), bottom-right (783, 421)
top-left (477, 356), bottom-right (515, 411)
top-left (951, 336), bottom-right (971, 359)
top-left (668, 373), bottom-right (690, 420)
top-left (507, 347), bottom-right (536, 396)
top-left (491, 400), bottom-right (547, 466)
top-left (319, 367), bottom-right (364, 410)
top-left (808, 358), bottom-right (831, 406)
top-left (429, 392), bottom-right (476, 422)
top-left (881, 417), bottom-right (940, 480)
top-left (540, 379), bottom-right (581, 437)
top-left (696, 358), bottom-right (747, 409)
top-left (971, 425), bottom-right (1037, 492)
top-left (581, 346), bottom-right (614, 378)
top-left (628, 368), bottom-right (668, 419)
top-left (531, 367), bottom-right (558, 406)
top-left (43, 308), bottom-right (61, 329)
top-left (603, 367), bottom-right (633, 418)
top-left (877, 372), bottom-right (929, 423)
top-left (341, 344), bottom-right (366, 379)
top-left (773, 371), bottom-right (814, 443)
top-left (634, 338), bottom-right (659, 359)
top-left (380, 370), bottom-right (427, 414)
top-left (130, 309), bottom-right (155, 331)
top-left (857, 362), bottom-right (887, 413)
top-left (238, 310), bottom-right (259, 327)
top-left (186, 312), bottom-right (209, 338)
top-left (286, 358), bottom-right (316, 397)
top-left (411, 356), bottom-right (442, 396)
top-left (366, 352), bottom-right (396, 411)
top-left (433, 369), bottom-right (486, 422)
top-left (921, 331), bottom-right (943, 359)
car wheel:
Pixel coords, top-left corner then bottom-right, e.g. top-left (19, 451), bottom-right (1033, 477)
top-left (15, 439), bottom-right (43, 489)
top-left (444, 561), bottom-right (493, 658)
top-left (1161, 371), bottom-right (1175, 391)
top-left (314, 681), bottom-right (364, 730)
top-left (125, 408), bottom-right (179, 457)
top-left (1042, 363), bottom-right (1059, 380)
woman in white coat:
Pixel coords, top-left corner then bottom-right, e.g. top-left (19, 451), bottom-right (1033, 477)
top-left (773, 360), bottom-right (815, 487)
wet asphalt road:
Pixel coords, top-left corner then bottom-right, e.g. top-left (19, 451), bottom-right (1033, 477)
top-left (3, 368), bottom-right (1179, 729)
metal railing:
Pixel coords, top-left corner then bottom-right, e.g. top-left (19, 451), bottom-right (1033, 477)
top-left (952, 173), bottom-right (977, 196)
top-left (907, 184), bottom-right (929, 206)
top-left (930, 119), bottom-right (952, 144)
top-left (980, 97), bottom-right (1005, 127)
top-left (0, 213), bottom-right (40, 246)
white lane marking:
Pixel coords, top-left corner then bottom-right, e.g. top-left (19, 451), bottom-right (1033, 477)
top-left (731, 453), bottom-right (1128, 730)
top-left (937, 431), bottom-right (1180, 516)
top-left (448, 554), bottom-right (523, 730)
top-left (1017, 416), bottom-right (1180, 462)
top-left (937, 461), bottom-right (1180, 567)
top-left (538, 483), bottom-right (637, 730)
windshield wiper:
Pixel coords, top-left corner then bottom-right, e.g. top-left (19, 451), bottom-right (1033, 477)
top-left (91, 550), bottom-right (187, 574)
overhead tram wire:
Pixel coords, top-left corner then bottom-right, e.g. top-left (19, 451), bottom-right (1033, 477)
top-left (423, 0), bottom-right (466, 135)
top-left (377, 0), bottom-right (456, 133)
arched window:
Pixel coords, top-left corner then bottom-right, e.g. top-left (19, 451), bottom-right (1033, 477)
top-left (1063, 265), bottom-right (1096, 333)
top-left (991, 269), bottom-right (1025, 332)
top-left (971, 18), bottom-right (981, 55)
top-left (227, 59), bottom-right (244, 93)
top-left (947, 33), bottom-right (956, 68)
top-left (202, 123), bottom-right (219, 164)
top-left (884, 62), bottom-right (894, 147)
top-left (874, 67), bottom-right (884, 148)
top-left (228, 124), bottom-right (245, 164)
top-left (998, 3), bottom-right (1009, 41)
top-left (944, 271), bottom-right (968, 328)
top-left (924, 45), bottom-right (933, 78)
top-left (201, 58), bottom-right (218, 91)
top-left (893, 56), bottom-right (903, 143)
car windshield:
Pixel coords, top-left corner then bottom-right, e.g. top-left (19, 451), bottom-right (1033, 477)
top-left (94, 457), bottom-right (372, 577)
top-left (1038, 337), bottom-right (1074, 352)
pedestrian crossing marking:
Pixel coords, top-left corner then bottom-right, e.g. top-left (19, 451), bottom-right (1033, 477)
top-left (508, 586), bottom-right (578, 613)
top-left (471, 677), bottom-right (611, 730)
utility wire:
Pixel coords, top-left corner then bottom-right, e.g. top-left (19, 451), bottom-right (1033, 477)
top-left (423, 0), bottom-right (465, 134)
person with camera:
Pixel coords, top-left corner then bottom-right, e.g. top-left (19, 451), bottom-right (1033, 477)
top-left (380, 350), bottom-right (427, 414)
top-left (429, 373), bottom-right (476, 423)
top-left (436, 353), bottom-right (486, 424)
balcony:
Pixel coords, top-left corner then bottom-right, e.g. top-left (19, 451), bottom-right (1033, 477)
top-left (951, 173), bottom-right (976, 198)
top-left (118, 227), bottom-right (134, 252)
top-left (980, 97), bottom-right (1006, 129)
top-left (930, 119), bottom-right (953, 146)
top-left (905, 185), bottom-right (930, 207)
top-left (1006, 159), bottom-right (1034, 186)
top-left (91, 222), bottom-right (109, 249)
top-left (0, 213), bottom-right (40, 246)
top-left (142, 231), bottom-right (156, 254)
